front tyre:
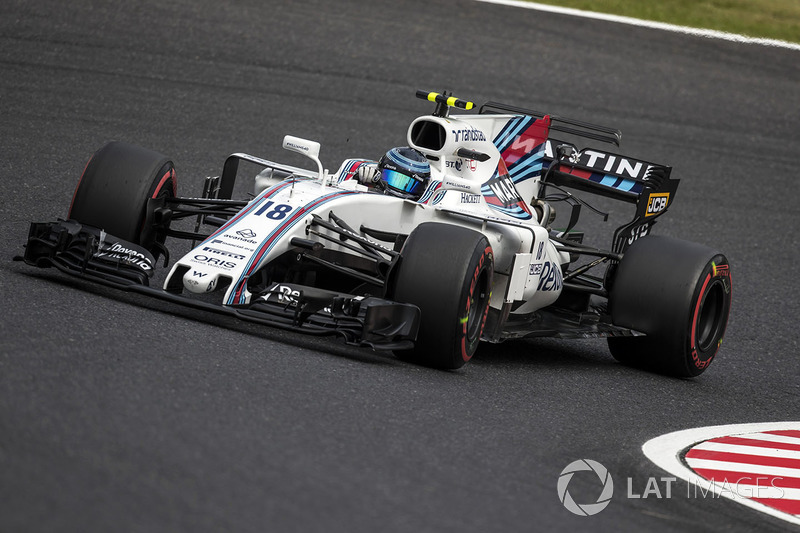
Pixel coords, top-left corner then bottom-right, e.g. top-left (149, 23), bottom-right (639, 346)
top-left (608, 235), bottom-right (732, 377)
top-left (68, 141), bottom-right (176, 254)
top-left (390, 222), bottom-right (494, 370)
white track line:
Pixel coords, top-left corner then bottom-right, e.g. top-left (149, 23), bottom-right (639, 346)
top-left (474, 0), bottom-right (800, 52)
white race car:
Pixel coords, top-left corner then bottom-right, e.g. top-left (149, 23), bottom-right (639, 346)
top-left (19, 91), bottom-right (732, 376)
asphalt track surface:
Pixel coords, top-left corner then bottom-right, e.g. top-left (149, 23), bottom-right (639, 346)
top-left (1, 1), bottom-right (799, 531)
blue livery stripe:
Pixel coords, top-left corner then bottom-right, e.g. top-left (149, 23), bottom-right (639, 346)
top-left (494, 116), bottom-right (532, 151)
top-left (227, 190), bottom-right (357, 304)
top-left (599, 175), bottom-right (618, 188)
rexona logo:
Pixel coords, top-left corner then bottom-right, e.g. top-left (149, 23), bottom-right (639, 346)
top-left (646, 192), bottom-right (670, 217)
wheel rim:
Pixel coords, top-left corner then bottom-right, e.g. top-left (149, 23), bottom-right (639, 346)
top-left (696, 279), bottom-right (726, 352)
top-left (466, 267), bottom-right (490, 342)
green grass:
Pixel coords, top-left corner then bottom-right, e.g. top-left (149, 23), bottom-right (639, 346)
top-left (529, 0), bottom-right (800, 43)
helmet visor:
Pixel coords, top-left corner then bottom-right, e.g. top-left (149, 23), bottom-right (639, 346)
top-left (381, 168), bottom-right (424, 195)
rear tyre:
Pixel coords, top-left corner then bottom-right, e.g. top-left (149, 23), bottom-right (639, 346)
top-left (68, 141), bottom-right (176, 254)
top-left (608, 235), bottom-right (732, 377)
top-left (389, 222), bottom-right (493, 370)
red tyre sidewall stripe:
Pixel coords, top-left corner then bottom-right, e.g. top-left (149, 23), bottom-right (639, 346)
top-left (68, 159), bottom-right (91, 218)
top-left (690, 273), bottom-right (713, 370)
top-left (138, 167), bottom-right (176, 237)
top-left (460, 246), bottom-right (492, 363)
top-left (151, 168), bottom-right (176, 198)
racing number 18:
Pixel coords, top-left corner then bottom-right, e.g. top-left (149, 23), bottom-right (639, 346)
top-left (255, 200), bottom-right (293, 220)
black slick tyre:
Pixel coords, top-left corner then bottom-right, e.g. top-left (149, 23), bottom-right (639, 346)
top-left (608, 235), bottom-right (732, 377)
top-left (389, 222), bottom-right (493, 370)
top-left (68, 141), bottom-right (176, 254)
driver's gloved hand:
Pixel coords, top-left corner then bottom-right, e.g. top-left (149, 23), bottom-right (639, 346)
top-left (355, 164), bottom-right (380, 185)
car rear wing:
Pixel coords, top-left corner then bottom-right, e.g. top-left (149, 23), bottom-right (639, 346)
top-left (542, 140), bottom-right (674, 204)
top-left (480, 101), bottom-right (622, 147)
top-left (479, 100), bottom-right (679, 253)
top-left (543, 146), bottom-right (680, 253)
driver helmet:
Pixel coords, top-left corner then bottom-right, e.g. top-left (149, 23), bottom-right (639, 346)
top-left (377, 147), bottom-right (430, 199)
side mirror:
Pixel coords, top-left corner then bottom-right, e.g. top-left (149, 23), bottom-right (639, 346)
top-left (283, 135), bottom-right (320, 159)
top-left (282, 135), bottom-right (325, 184)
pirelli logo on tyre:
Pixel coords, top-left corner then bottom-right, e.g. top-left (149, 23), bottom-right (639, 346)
top-left (646, 192), bottom-right (670, 217)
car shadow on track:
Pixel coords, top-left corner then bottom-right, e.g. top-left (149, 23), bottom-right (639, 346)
top-left (470, 336), bottom-right (620, 371)
top-left (11, 266), bottom-right (404, 367)
top-left (11, 265), bottom-right (651, 376)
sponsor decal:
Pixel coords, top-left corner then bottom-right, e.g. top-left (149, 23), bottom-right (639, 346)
top-left (216, 233), bottom-right (258, 251)
top-left (262, 284), bottom-right (340, 315)
top-left (202, 246), bottom-right (245, 260)
top-left (460, 193), bottom-right (481, 204)
top-left (536, 261), bottom-right (563, 292)
top-left (485, 175), bottom-right (523, 208)
top-left (452, 127), bottom-right (486, 143)
top-left (479, 158), bottom-right (533, 220)
top-left (580, 150), bottom-right (645, 179)
top-left (443, 179), bottom-right (473, 192)
top-left (544, 144), bottom-right (651, 181)
top-left (469, 159), bottom-right (477, 172)
top-left (712, 262), bottom-right (730, 278)
top-left (191, 254), bottom-right (237, 270)
top-left (285, 141), bottom-right (309, 153)
top-left (93, 240), bottom-right (153, 272)
top-left (627, 222), bottom-right (651, 245)
top-left (262, 285), bottom-right (300, 305)
top-left (530, 263), bottom-right (543, 276)
top-left (645, 192), bottom-right (670, 217)
top-left (211, 238), bottom-right (253, 252)
top-left (446, 159), bottom-right (463, 172)
top-left (236, 229), bottom-right (257, 239)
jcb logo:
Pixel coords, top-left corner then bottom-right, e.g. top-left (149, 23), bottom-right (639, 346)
top-left (646, 193), bottom-right (670, 217)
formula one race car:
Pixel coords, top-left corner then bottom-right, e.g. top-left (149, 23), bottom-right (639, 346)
top-left (18, 91), bottom-right (732, 377)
